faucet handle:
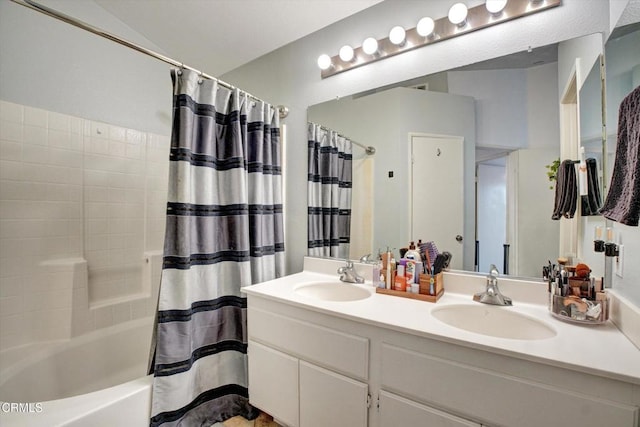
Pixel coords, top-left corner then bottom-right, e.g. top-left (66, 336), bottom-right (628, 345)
top-left (337, 260), bottom-right (353, 274)
top-left (489, 264), bottom-right (499, 278)
top-left (359, 253), bottom-right (372, 263)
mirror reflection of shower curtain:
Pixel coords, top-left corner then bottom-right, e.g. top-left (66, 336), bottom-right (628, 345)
top-left (307, 123), bottom-right (353, 258)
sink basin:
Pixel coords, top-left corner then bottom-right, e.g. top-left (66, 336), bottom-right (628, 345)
top-left (431, 304), bottom-right (556, 340)
top-left (294, 282), bottom-right (372, 302)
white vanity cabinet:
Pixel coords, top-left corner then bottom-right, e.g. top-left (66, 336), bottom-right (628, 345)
top-left (246, 294), bottom-right (640, 427)
top-left (378, 340), bottom-right (639, 427)
top-left (247, 304), bottom-right (370, 427)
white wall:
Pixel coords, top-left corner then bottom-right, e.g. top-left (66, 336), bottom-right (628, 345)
top-left (0, 100), bottom-right (167, 350)
top-left (0, 0), bottom-right (171, 350)
top-left (513, 148), bottom-right (561, 278)
top-left (527, 63), bottom-right (562, 149)
top-left (223, 0), bottom-right (611, 273)
top-left (0, 0), bottom-right (173, 136)
top-left (448, 69), bottom-right (528, 149)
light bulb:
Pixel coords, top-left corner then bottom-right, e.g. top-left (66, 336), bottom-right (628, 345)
top-left (416, 17), bottom-right (435, 37)
top-left (339, 45), bottom-right (354, 62)
top-left (486, 0), bottom-right (507, 14)
top-left (317, 54), bottom-right (332, 70)
top-left (594, 225), bottom-right (603, 241)
top-left (389, 26), bottom-right (406, 45)
top-left (448, 3), bottom-right (468, 26)
top-left (362, 37), bottom-right (379, 55)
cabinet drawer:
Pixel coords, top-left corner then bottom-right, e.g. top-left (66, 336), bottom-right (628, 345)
top-left (381, 343), bottom-right (638, 427)
top-left (248, 307), bottom-right (369, 380)
top-left (379, 391), bottom-right (479, 427)
top-left (248, 341), bottom-right (299, 427)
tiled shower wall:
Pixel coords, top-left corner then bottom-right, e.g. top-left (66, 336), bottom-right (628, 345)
top-left (0, 100), bottom-right (169, 351)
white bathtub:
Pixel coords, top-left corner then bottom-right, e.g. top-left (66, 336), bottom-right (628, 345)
top-left (0, 317), bottom-right (154, 426)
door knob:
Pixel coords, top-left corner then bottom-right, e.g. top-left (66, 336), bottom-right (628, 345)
top-left (456, 235), bottom-right (463, 242)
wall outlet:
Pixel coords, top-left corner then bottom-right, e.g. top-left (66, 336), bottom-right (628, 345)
top-left (615, 244), bottom-right (624, 278)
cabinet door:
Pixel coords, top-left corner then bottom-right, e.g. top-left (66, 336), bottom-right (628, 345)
top-left (379, 391), bottom-right (480, 427)
top-left (248, 340), bottom-right (299, 427)
top-left (299, 361), bottom-right (368, 427)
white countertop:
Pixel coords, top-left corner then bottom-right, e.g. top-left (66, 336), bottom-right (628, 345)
top-left (243, 262), bottom-right (640, 385)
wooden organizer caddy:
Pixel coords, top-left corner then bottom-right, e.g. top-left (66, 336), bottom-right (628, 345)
top-left (376, 272), bottom-right (444, 303)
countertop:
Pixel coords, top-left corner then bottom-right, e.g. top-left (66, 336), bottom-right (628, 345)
top-left (243, 264), bottom-right (640, 386)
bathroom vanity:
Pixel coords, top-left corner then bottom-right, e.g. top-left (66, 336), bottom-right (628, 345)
top-left (243, 258), bottom-right (640, 427)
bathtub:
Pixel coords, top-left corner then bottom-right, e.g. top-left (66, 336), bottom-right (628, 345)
top-left (0, 317), bottom-right (154, 426)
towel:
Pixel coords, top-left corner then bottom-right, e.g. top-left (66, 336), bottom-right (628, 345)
top-left (551, 160), bottom-right (578, 220)
top-left (600, 85), bottom-right (640, 226)
top-left (581, 158), bottom-right (602, 216)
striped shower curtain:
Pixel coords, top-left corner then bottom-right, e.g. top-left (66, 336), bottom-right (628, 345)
top-left (307, 122), bottom-right (353, 258)
top-left (150, 69), bottom-right (285, 427)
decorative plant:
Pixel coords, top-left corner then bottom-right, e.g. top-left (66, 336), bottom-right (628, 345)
top-left (545, 158), bottom-right (560, 190)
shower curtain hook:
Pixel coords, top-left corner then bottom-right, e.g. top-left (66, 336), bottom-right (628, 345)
top-left (197, 70), bottom-right (204, 84)
top-left (177, 63), bottom-right (184, 76)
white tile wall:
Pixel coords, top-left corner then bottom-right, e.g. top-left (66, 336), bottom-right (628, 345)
top-left (0, 100), bottom-right (169, 352)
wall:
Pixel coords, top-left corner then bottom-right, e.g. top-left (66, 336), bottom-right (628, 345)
top-left (222, 0), bottom-right (611, 274)
top-left (348, 154), bottom-right (374, 260)
top-left (0, 0), bottom-right (172, 136)
top-left (0, 100), bottom-right (168, 350)
top-left (0, 0), bottom-right (172, 351)
top-left (527, 63), bottom-right (562, 150)
top-left (448, 69), bottom-right (528, 149)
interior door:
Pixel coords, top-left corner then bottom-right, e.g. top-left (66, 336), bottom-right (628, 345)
top-left (411, 134), bottom-right (464, 270)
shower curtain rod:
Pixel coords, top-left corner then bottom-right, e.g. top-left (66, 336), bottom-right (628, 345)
top-left (10, 0), bottom-right (289, 119)
top-left (311, 122), bottom-right (376, 155)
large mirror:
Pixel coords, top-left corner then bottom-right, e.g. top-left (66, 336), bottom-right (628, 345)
top-left (308, 34), bottom-right (605, 279)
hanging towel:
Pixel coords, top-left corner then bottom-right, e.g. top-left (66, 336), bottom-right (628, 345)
top-left (551, 160), bottom-right (578, 220)
top-left (581, 158), bottom-right (602, 216)
top-left (600, 85), bottom-right (640, 226)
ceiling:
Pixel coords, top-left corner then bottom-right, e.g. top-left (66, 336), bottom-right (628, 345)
top-left (93, 0), bottom-right (383, 76)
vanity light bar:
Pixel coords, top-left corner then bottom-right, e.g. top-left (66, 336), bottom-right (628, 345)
top-left (319, 0), bottom-right (561, 79)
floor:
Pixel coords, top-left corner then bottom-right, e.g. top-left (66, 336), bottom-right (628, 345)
top-left (221, 412), bottom-right (281, 427)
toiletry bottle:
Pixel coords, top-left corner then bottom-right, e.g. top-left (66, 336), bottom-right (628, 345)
top-left (389, 255), bottom-right (396, 290)
top-left (405, 241), bottom-right (421, 261)
top-left (394, 264), bottom-right (406, 292)
top-left (405, 241), bottom-right (422, 284)
top-left (385, 247), bottom-right (392, 289)
top-left (405, 259), bottom-right (416, 286)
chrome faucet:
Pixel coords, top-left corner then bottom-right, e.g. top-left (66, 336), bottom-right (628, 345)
top-left (338, 260), bottom-right (365, 284)
top-left (473, 264), bottom-right (512, 306)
